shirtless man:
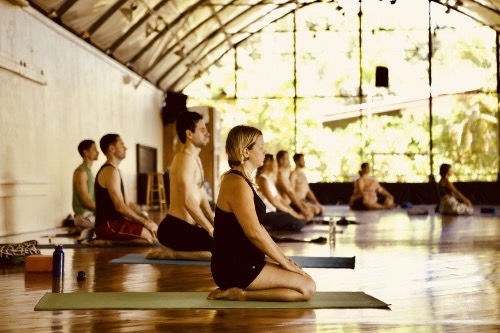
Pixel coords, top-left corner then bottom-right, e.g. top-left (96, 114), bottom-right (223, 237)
top-left (289, 153), bottom-right (324, 216)
top-left (72, 140), bottom-right (98, 241)
top-left (149, 111), bottom-right (213, 259)
top-left (94, 134), bottom-right (158, 244)
top-left (349, 162), bottom-right (394, 210)
top-left (275, 150), bottom-right (314, 221)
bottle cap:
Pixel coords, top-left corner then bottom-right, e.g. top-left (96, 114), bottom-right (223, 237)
top-left (55, 245), bottom-right (64, 251)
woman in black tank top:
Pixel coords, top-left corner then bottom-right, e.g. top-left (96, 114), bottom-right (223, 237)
top-left (209, 125), bottom-right (316, 302)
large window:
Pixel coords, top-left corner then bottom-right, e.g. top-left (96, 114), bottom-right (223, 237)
top-left (184, 1), bottom-right (499, 182)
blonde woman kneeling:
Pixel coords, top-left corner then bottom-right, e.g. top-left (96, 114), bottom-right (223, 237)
top-left (209, 125), bottom-right (316, 302)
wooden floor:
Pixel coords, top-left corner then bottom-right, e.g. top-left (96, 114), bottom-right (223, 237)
top-left (1, 205), bottom-right (499, 332)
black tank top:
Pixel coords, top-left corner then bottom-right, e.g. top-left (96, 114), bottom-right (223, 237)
top-left (95, 163), bottom-right (125, 225)
top-left (212, 170), bottom-right (267, 266)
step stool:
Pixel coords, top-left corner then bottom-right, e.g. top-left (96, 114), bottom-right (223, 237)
top-left (146, 172), bottom-right (167, 215)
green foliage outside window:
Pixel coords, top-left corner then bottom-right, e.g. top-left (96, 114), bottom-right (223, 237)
top-left (184, 2), bottom-right (499, 182)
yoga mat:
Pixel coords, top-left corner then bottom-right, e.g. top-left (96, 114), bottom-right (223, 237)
top-left (110, 253), bottom-right (355, 269)
top-left (271, 236), bottom-right (328, 243)
top-left (37, 242), bottom-right (157, 249)
top-left (34, 291), bottom-right (389, 310)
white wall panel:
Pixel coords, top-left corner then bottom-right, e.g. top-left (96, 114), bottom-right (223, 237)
top-left (0, 2), bottom-right (164, 235)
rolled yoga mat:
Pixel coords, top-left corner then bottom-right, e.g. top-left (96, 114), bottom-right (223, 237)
top-left (34, 291), bottom-right (389, 310)
top-left (110, 253), bottom-right (356, 269)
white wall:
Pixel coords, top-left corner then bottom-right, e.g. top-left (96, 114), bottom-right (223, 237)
top-left (0, 3), bottom-right (164, 236)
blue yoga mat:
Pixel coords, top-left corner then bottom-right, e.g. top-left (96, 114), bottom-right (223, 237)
top-left (110, 253), bottom-right (355, 269)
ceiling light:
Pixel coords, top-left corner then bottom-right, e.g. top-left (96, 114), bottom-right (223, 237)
top-left (145, 22), bottom-right (155, 37)
top-left (120, 7), bottom-right (134, 21)
top-left (48, 10), bottom-right (58, 18)
top-left (120, 1), bottom-right (138, 22)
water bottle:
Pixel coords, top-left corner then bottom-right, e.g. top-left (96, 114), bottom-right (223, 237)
top-left (328, 219), bottom-right (336, 245)
top-left (52, 245), bottom-right (65, 278)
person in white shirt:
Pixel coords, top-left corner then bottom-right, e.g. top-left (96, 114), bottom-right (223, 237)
top-left (256, 154), bottom-right (306, 231)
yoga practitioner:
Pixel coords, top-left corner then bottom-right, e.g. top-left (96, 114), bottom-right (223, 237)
top-left (209, 125), bottom-right (316, 301)
top-left (289, 153), bottom-right (324, 216)
top-left (256, 154), bottom-right (306, 231)
top-left (149, 111), bottom-right (214, 260)
top-left (437, 163), bottom-right (473, 215)
top-left (94, 134), bottom-right (158, 244)
top-left (276, 150), bottom-right (314, 221)
top-left (72, 139), bottom-right (98, 241)
top-left (349, 162), bottom-right (395, 210)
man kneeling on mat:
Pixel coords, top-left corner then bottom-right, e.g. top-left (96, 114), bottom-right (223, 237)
top-left (94, 134), bottom-right (158, 244)
top-left (147, 111), bottom-right (213, 260)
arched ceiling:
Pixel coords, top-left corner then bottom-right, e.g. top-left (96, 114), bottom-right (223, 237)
top-left (27, 0), bottom-right (500, 92)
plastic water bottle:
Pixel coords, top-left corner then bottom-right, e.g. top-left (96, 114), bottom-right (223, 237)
top-left (52, 245), bottom-right (64, 278)
top-left (329, 219), bottom-right (336, 245)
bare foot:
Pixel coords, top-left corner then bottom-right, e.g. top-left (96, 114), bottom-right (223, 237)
top-left (146, 247), bottom-right (177, 259)
top-left (207, 287), bottom-right (245, 301)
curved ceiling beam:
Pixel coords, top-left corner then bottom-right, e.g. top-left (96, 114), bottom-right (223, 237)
top-left (169, 0), bottom-right (500, 90)
top-left (85, 0), bottom-right (129, 38)
top-left (126, 0), bottom-right (207, 65)
top-left (432, 0), bottom-right (500, 31)
top-left (53, 0), bottom-right (78, 18)
top-left (163, 2), bottom-right (299, 90)
top-left (107, 0), bottom-right (172, 54)
top-left (156, 0), bottom-right (284, 87)
top-left (141, 0), bottom-right (241, 78)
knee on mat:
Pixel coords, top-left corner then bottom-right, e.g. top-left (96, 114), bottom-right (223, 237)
top-left (301, 279), bottom-right (316, 301)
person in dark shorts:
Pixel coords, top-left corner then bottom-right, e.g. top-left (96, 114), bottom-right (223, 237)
top-left (147, 111), bottom-right (214, 260)
top-left (208, 125), bottom-right (316, 302)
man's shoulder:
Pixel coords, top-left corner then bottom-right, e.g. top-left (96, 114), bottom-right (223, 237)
top-left (277, 169), bottom-right (288, 179)
top-left (171, 154), bottom-right (196, 174)
top-left (293, 169), bottom-right (306, 178)
top-left (97, 164), bottom-right (119, 178)
top-left (172, 151), bottom-right (196, 166)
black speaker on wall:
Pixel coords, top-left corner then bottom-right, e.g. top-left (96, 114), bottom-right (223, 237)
top-left (375, 66), bottom-right (389, 87)
top-left (161, 90), bottom-right (188, 125)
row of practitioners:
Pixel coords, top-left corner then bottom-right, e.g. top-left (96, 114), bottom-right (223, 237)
top-left (72, 141), bottom-right (472, 245)
top-left (71, 110), bottom-right (472, 302)
top-left (73, 128), bottom-right (324, 241)
top-left (348, 162), bottom-right (474, 215)
top-left (72, 111), bottom-right (315, 302)
top-left (73, 124), bottom-right (474, 245)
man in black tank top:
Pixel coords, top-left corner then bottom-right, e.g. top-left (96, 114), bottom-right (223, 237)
top-left (94, 134), bottom-right (158, 244)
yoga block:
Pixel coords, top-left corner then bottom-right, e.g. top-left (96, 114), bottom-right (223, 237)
top-left (480, 207), bottom-right (496, 214)
top-left (25, 255), bottom-right (52, 272)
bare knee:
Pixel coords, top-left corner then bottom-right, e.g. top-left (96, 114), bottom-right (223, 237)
top-left (300, 278), bottom-right (316, 301)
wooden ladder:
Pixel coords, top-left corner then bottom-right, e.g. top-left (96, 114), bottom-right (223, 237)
top-left (145, 172), bottom-right (167, 215)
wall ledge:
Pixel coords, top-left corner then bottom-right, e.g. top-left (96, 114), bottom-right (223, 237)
top-left (0, 180), bottom-right (49, 197)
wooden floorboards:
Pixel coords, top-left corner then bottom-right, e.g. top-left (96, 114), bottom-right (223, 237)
top-left (0, 205), bottom-right (499, 332)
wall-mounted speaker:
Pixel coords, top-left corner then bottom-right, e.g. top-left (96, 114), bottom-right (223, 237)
top-left (161, 90), bottom-right (187, 125)
top-left (375, 66), bottom-right (389, 87)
